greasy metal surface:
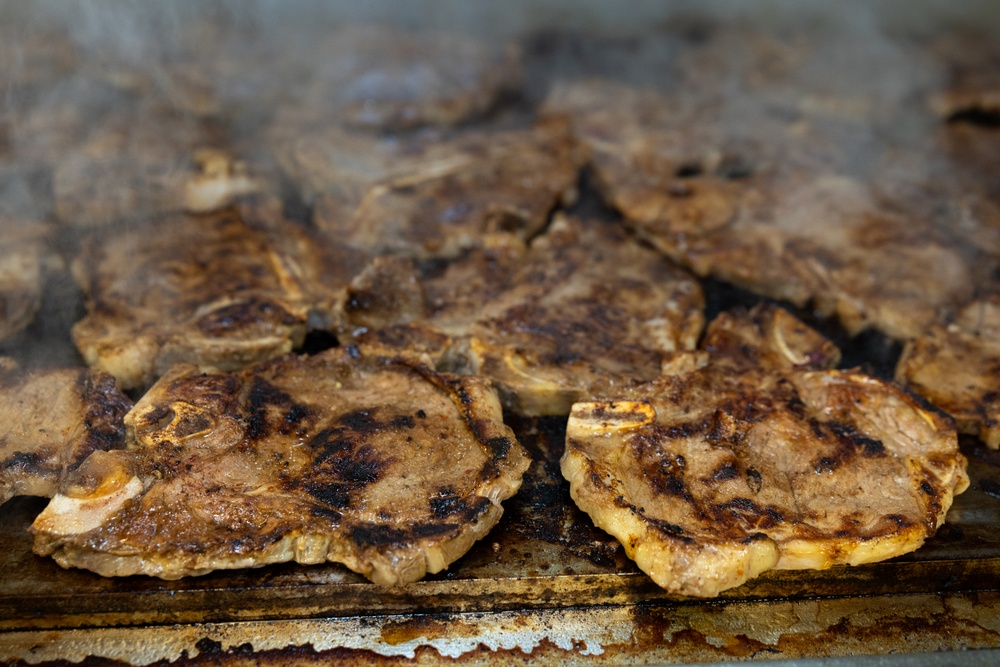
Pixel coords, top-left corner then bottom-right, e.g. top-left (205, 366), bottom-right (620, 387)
top-left (4, 592), bottom-right (1000, 665)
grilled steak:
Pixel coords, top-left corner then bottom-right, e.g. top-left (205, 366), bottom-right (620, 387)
top-left (343, 215), bottom-right (705, 415)
top-left (0, 361), bottom-right (131, 505)
top-left (562, 305), bottom-right (969, 597)
top-left (31, 348), bottom-right (530, 584)
top-left (272, 117), bottom-right (582, 259)
top-left (52, 105), bottom-right (264, 227)
top-left (70, 205), bottom-right (365, 390)
top-left (296, 24), bottom-right (519, 131)
top-left (896, 296), bottom-right (1000, 449)
top-left (542, 74), bottom-right (976, 341)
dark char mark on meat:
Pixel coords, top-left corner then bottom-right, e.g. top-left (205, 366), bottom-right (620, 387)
top-left (298, 409), bottom-right (406, 511)
top-left (244, 376), bottom-right (313, 440)
top-left (197, 296), bottom-right (301, 336)
top-left (712, 497), bottom-right (785, 531)
top-left (75, 371), bottom-right (131, 468)
top-left (811, 418), bottom-right (887, 474)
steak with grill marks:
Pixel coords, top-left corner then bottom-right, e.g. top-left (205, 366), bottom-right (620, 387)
top-left (70, 204), bottom-right (366, 390)
top-left (561, 304), bottom-right (969, 597)
top-left (31, 348), bottom-right (529, 585)
top-left (542, 74), bottom-right (975, 341)
top-left (272, 116), bottom-right (583, 259)
top-left (897, 296), bottom-right (1000, 449)
top-left (342, 215), bottom-right (705, 415)
top-left (0, 361), bottom-right (131, 505)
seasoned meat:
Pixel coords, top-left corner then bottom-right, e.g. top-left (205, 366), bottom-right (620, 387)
top-left (0, 361), bottom-right (131, 505)
top-left (343, 215), bottom-right (705, 415)
top-left (542, 75), bottom-right (975, 340)
top-left (31, 348), bottom-right (530, 584)
top-left (273, 116), bottom-right (582, 259)
top-left (70, 205), bottom-right (365, 390)
top-left (52, 105), bottom-right (264, 227)
top-left (297, 24), bottom-right (519, 131)
top-left (562, 305), bottom-right (969, 597)
top-left (897, 296), bottom-right (1000, 449)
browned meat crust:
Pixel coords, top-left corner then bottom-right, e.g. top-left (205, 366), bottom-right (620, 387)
top-left (897, 296), bottom-right (1000, 449)
top-left (70, 205), bottom-right (366, 390)
top-left (542, 74), bottom-right (976, 341)
top-left (0, 362), bottom-right (132, 505)
top-left (31, 349), bottom-right (530, 585)
top-left (273, 117), bottom-right (583, 259)
top-left (342, 215), bottom-right (705, 415)
top-left (562, 305), bottom-right (969, 597)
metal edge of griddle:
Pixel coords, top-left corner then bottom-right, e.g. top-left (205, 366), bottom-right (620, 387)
top-left (2, 554), bottom-right (999, 632)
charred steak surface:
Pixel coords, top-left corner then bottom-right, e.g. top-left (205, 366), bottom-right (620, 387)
top-left (562, 305), bottom-right (969, 597)
top-left (0, 362), bottom-right (131, 505)
top-left (343, 215), bottom-right (705, 415)
top-left (897, 296), bottom-right (1000, 449)
top-left (542, 74), bottom-right (976, 341)
top-left (70, 206), bottom-right (363, 390)
top-left (31, 348), bottom-right (530, 585)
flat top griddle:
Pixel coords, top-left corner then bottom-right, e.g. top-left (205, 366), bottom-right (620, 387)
top-left (3, 2), bottom-right (1000, 664)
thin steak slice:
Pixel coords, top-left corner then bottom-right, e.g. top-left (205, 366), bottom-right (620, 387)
top-left (1, 361), bottom-right (131, 505)
top-left (273, 116), bottom-right (582, 259)
top-left (542, 75), bottom-right (975, 341)
top-left (342, 215), bottom-right (705, 415)
top-left (70, 204), bottom-right (365, 390)
top-left (562, 304), bottom-right (969, 597)
top-left (31, 348), bottom-right (530, 585)
top-left (897, 296), bottom-right (1000, 449)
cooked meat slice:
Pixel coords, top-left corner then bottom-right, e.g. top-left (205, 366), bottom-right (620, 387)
top-left (0, 237), bottom-right (44, 344)
top-left (0, 362), bottom-right (131, 505)
top-left (31, 349), bottom-right (530, 584)
top-left (51, 105), bottom-right (266, 227)
top-left (297, 24), bottom-right (519, 131)
top-left (543, 78), bottom-right (975, 340)
top-left (928, 31), bottom-right (1000, 123)
top-left (0, 168), bottom-right (55, 343)
top-left (344, 215), bottom-right (704, 415)
top-left (562, 304), bottom-right (969, 597)
top-left (896, 296), bottom-right (1000, 449)
top-left (70, 205), bottom-right (363, 390)
top-left (273, 116), bottom-right (582, 259)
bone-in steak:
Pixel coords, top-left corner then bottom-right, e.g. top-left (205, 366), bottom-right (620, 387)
top-left (542, 72), bottom-right (976, 341)
top-left (31, 348), bottom-right (529, 585)
top-left (342, 215), bottom-right (705, 415)
top-left (0, 361), bottom-right (131, 505)
top-left (897, 296), bottom-right (1000, 449)
top-left (272, 117), bottom-right (582, 259)
top-left (70, 205), bottom-right (365, 390)
top-left (561, 305), bottom-right (969, 597)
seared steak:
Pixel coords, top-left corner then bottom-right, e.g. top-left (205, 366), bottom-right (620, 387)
top-left (897, 296), bottom-right (1000, 449)
top-left (0, 361), bottom-right (131, 505)
top-left (51, 104), bottom-right (265, 227)
top-left (70, 205), bottom-right (365, 390)
top-left (31, 348), bottom-right (530, 584)
top-left (296, 24), bottom-right (519, 131)
top-left (542, 75), bottom-right (975, 341)
top-left (562, 305), bottom-right (969, 597)
top-left (273, 117), bottom-right (582, 259)
top-left (343, 215), bottom-right (705, 415)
